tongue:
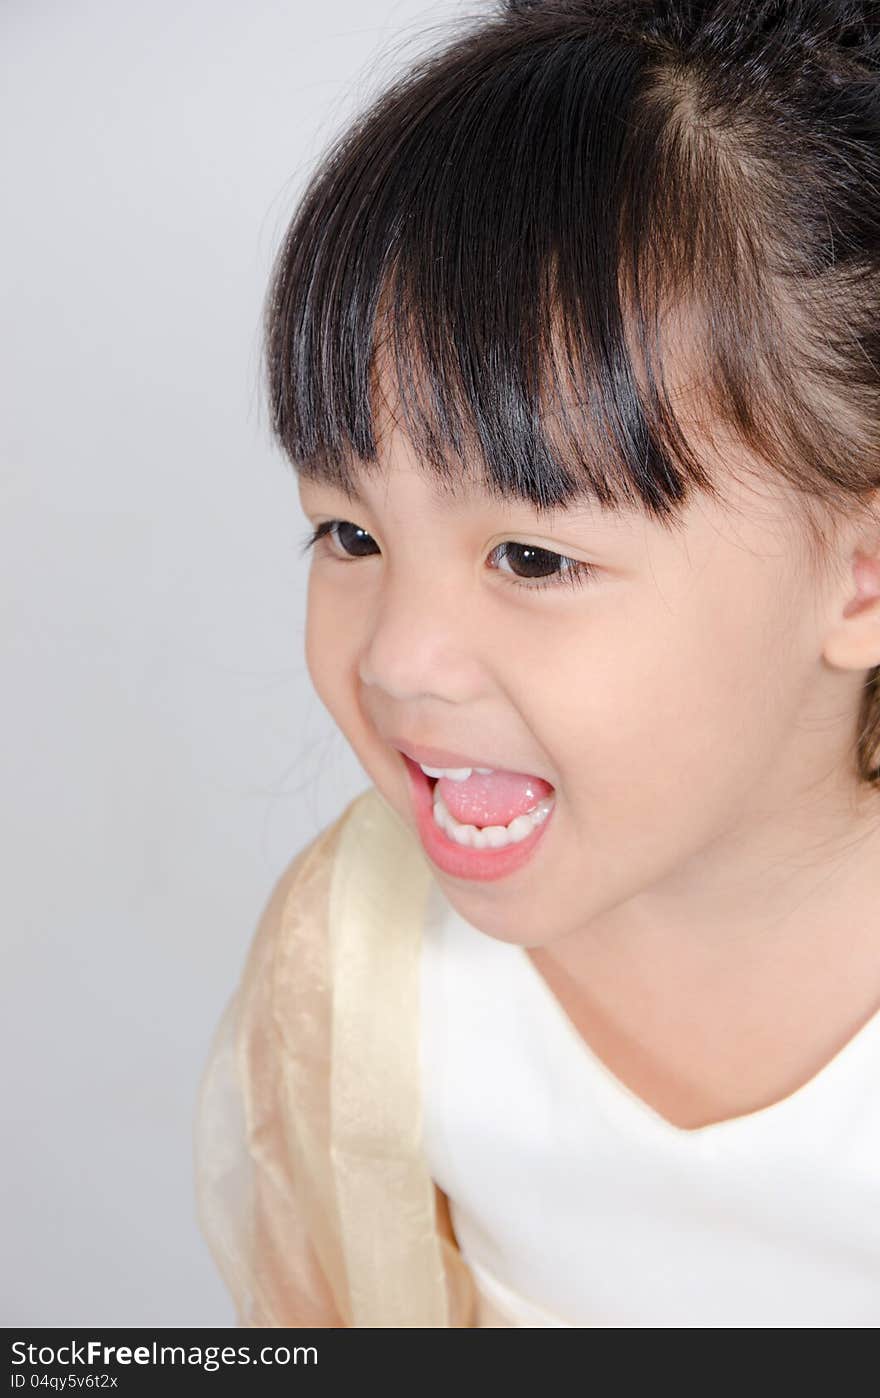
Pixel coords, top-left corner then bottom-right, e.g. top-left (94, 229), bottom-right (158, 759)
top-left (436, 769), bottom-right (554, 828)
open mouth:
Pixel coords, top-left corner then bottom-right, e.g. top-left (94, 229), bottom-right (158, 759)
top-left (407, 759), bottom-right (555, 849)
top-left (399, 754), bottom-right (556, 880)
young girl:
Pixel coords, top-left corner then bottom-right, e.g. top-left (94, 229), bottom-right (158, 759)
top-left (194, 0), bottom-right (880, 1326)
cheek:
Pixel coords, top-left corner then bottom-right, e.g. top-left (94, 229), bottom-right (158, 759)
top-left (542, 586), bottom-right (781, 816)
top-left (304, 579), bottom-right (359, 716)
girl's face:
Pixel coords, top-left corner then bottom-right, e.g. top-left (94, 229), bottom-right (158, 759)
top-left (298, 414), bottom-right (864, 951)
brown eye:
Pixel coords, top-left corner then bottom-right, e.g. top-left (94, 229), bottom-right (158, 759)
top-left (300, 519), bottom-right (378, 558)
top-left (300, 521), bottom-right (597, 592)
top-left (489, 541), bottom-right (598, 592)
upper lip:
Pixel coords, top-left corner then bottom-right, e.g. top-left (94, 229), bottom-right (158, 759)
top-left (389, 737), bottom-right (541, 776)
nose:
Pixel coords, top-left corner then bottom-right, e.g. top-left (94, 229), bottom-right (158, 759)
top-left (357, 570), bottom-right (483, 703)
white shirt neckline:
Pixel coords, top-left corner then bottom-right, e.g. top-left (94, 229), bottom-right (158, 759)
top-left (420, 882), bottom-right (880, 1325)
top-left (509, 934), bottom-right (880, 1146)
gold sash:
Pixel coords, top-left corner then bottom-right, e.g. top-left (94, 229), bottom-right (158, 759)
top-left (194, 785), bottom-right (514, 1327)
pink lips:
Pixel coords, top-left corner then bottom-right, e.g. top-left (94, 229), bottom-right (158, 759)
top-left (389, 738), bottom-right (503, 771)
top-left (389, 736), bottom-right (552, 781)
top-left (399, 754), bottom-right (555, 884)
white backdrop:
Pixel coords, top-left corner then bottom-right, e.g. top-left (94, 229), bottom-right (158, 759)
top-left (1, 0), bottom-right (475, 1326)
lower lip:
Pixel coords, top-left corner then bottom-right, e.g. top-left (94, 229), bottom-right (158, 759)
top-left (401, 756), bottom-right (555, 883)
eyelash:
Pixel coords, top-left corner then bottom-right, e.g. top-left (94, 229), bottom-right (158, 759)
top-left (298, 520), bottom-right (598, 593)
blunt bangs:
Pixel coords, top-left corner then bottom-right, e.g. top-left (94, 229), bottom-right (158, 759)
top-left (262, 17), bottom-right (743, 527)
top-left (262, 5), bottom-right (880, 546)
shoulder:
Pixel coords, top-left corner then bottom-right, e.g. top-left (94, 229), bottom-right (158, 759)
top-left (230, 789), bottom-right (378, 1071)
top-left (242, 784), bottom-right (424, 1007)
top-left (254, 786), bottom-right (387, 945)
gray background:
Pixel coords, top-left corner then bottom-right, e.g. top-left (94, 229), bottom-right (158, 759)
top-left (2, 0), bottom-right (475, 1326)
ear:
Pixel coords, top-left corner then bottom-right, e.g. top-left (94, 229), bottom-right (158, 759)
top-left (823, 521), bottom-right (880, 671)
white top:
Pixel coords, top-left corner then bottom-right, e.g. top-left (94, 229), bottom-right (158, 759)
top-left (418, 881), bottom-right (880, 1327)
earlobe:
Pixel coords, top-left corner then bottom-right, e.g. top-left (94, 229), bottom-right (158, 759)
top-left (823, 549), bottom-right (880, 670)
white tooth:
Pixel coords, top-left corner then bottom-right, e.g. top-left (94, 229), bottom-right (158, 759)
top-left (482, 825), bottom-right (510, 848)
top-left (431, 789), bottom-right (555, 849)
top-left (419, 764), bottom-right (472, 780)
top-left (474, 767), bottom-right (494, 774)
